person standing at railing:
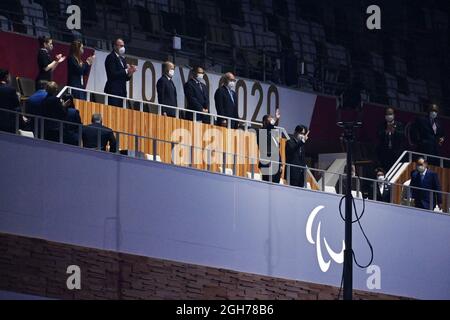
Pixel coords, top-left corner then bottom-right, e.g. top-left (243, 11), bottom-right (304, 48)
top-left (67, 40), bottom-right (95, 100)
top-left (104, 38), bottom-right (137, 108)
top-left (257, 111), bottom-right (282, 183)
top-left (35, 36), bottom-right (65, 88)
top-left (184, 66), bottom-right (210, 123)
top-left (410, 158), bottom-right (442, 210)
top-left (156, 61), bottom-right (177, 117)
top-left (412, 104), bottom-right (446, 163)
top-left (376, 107), bottom-right (405, 171)
top-left (0, 69), bottom-right (20, 134)
top-left (285, 125), bottom-right (309, 188)
top-left (41, 82), bottom-right (70, 142)
top-left (368, 168), bottom-right (391, 203)
top-left (82, 114), bottom-right (117, 153)
top-left (214, 72), bottom-right (239, 129)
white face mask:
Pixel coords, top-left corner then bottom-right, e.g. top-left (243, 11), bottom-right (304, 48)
top-left (417, 165), bottom-right (426, 173)
top-left (196, 74), bottom-right (204, 81)
top-left (228, 81), bottom-right (236, 91)
top-left (270, 119), bottom-right (276, 126)
top-left (430, 111), bottom-right (438, 119)
top-left (118, 47), bottom-right (126, 56)
top-left (385, 115), bottom-right (394, 122)
top-left (168, 69), bottom-right (175, 78)
top-left (377, 175), bottom-right (385, 181)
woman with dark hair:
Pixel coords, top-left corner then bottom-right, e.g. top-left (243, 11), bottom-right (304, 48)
top-left (36, 36), bottom-right (65, 88)
top-left (67, 40), bottom-right (95, 100)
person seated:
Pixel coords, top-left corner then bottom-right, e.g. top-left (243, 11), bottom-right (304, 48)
top-left (61, 94), bottom-right (82, 146)
top-left (82, 113), bottom-right (117, 152)
top-left (25, 80), bottom-right (48, 133)
top-left (41, 81), bottom-right (69, 142)
top-left (0, 68), bottom-right (21, 133)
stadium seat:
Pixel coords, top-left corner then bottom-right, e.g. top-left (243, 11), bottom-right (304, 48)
top-left (18, 130), bottom-right (34, 138)
top-left (17, 77), bottom-right (36, 98)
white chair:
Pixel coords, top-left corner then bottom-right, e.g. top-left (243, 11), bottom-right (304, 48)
top-left (219, 167), bottom-right (234, 176)
top-left (246, 172), bottom-right (262, 181)
top-left (18, 130), bottom-right (34, 138)
top-left (145, 154), bottom-right (162, 162)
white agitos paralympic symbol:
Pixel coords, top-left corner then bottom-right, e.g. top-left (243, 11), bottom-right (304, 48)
top-left (306, 206), bottom-right (345, 273)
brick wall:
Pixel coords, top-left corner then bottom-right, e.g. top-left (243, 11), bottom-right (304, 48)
top-left (0, 233), bottom-right (410, 300)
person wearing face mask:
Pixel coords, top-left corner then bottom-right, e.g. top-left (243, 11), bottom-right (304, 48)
top-left (368, 168), bottom-right (391, 203)
top-left (214, 72), bottom-right (239, 129)
top-left (257, 111), bottom-right (282, 183)
top-left (36, 36), bottom-right (65, 89)
top-left (157, 61), bottom-right (177, 117)
top-left (410, 158), bottom-right (442, 210)
top-left (104, 38), bottom-right (137, 107)
top-left (285, 125), bottom-right (309, 188)
top-left (184, 66), bottom-right (210, 123)
top-left (376, 107), bottom-right (405, 171)
top-left (67, 40), bottom-right (95, 100)
top-left (412, 104), bottom-right (445, 161)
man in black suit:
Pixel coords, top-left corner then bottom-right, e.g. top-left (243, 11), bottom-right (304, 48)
top-left (214, 72), bottom-right (239, 129)
top-left (156, 61), bottom-right (177, 117)
top-left (368, 168), bottom-right (391, 203)
top-left (41, 82), bottom-right (69, 142)
top-left (285, 125), bottom-right (309, 188)
top-left (410, 158), bottom-right (442, 210)
top-left (82, 114), bottom-right (117, 153)
top-left (104, 38), bottom-right (137, 108)
top-left (257, 111), bottom-right (281, 183)
top-left (413, 104), bottom-right (445, 160)
top-left (0, 69), bottom-right (20, 133)
top-left (61, 94), bottom-right (82, 146)
top-left (184, 66), bottom-right (210, 123)
top-left (376, 107), bottom-right (405, 171)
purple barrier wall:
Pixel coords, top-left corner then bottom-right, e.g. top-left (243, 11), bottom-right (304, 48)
top-left (0, 132), bottom-right (449, 299)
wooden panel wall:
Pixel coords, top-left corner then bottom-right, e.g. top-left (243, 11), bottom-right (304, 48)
top-left (75, 100), bottom-right (321, 190)
top-left (76, 100), bottom-right (260, 177)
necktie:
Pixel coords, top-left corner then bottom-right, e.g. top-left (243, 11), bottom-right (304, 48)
top-left (228, 89), bottom-right (234, 104)
top-left (432, 121), bottom-right (437, 135)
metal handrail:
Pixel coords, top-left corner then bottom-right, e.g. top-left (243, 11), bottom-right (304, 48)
top-left (1, 107), bottom-right (448, 214)
top-left (57, 86), bottom-right (286, 132)
top-left (388, 151), bottom-right (449, 179)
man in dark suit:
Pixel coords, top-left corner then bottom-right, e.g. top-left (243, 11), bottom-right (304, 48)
top-left (104, 38), bottom-right (137, 108)
top-left (61, 94), bottom-right (82, 146)
top-left (0, 69), bottom-right (20, 133)
top-left (41, 82), bottom-right (69, 142)
top-left (413, 104), bottom-right (445, 160)
top-left (214, 72), bottom-right (239, 129)
top-left (376, 107), bottom-right (405, 171)
top-left (82, 114), bottom-right (117, 153)
top-left (25, 80), bottom-right (48, 134)
top-left (156, 61), bottom-right (177, 117)
top-left (257, 111), bottom-right (281, 183)
top-left (285, 125), bottom-right (309, 188)
top-left (410, 158), bottom-right (442, 210)
top-left (368, 168), bottom-right (391, 203)
top-left (184, 66), bottom-right (210, 123)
